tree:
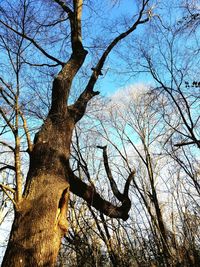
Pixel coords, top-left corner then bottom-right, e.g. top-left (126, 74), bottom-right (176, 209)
top-left (95, 88), bottom-right (173, 265)
top-left (142, 1), bottom-right (200, 149)
top-left (90, 86), bottom-right (200, 266)
top-left (0, 0), bottom-right (150, 265)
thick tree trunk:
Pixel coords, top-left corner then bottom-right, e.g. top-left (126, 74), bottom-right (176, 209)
top-left (2, 176), bottom-right (69, 267)
top-left (2, 113), bottom-right (74, 266)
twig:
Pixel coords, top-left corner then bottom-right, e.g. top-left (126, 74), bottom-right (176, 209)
top-left (0, 183), bottom-right (16, 206)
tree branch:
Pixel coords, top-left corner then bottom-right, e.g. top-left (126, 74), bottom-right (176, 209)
top-left (71, 1), bottom-right (149, 122)
top-left (0, 107), bottom-right (15, 133)
top-left (0, 19), bottom-right (64, 66)
top-left (66, 150), bottom-right (134, 221)
top-left (97, 146), bottom-right (125, 202)
top-left (0, 141), bottom-right (14, 152)
top-left (68, 171), bottom-right (131, 220)
top-left (97, 145), bottom-right (135, 201)
top-left (19, 111), bottom-right (33, 153)
top-left (0, 77), bottom-right (15, 98)
top-left (174, 140), bottom-right (200, 148)
top-left (49, 0), bottom-right (87, 115)
top-left (0, 183), bottom-right (15, 194)
top-left (54, 0), bottom-right (73, 17)
top-left (0, 183), bottom-right (16, 206)
top-left (21, 59), bottom-right (60, 68)
top-left (54, 0), bottom-right (83, 52)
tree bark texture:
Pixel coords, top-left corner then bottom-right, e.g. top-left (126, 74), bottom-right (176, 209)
top-left (2, 109), bottom-right (74, 266)
top-left (2, 177), bottom-right (69, 266)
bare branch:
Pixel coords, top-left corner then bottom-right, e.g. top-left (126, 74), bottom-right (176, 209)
top-left (0, 183), bottom-right (16, 206)
top-left (97, 145), bottom-right (135, 201)
top-left (0, 183), bottom-right (15, 194)
top-left (71, 1), bottom-right (149, 122)
top-left (49, 0), bottom-right (88, 115)
top-left (0, 77), bottom-right (15, 98)
top-left (0, 165), bottom-right (15, 172)
top-left (68, 169), bottom-right (131, 220)
top-left (19, 111), bottom-right (33, 152)
top-left (0, 107), bottom-right (15, 133)
top-left (0, 90), bottom-right (14, 110)
top-left (174, 140), bottom-right (200, 148)
top-left (21, 59), bottom-right (60, 68)
top-left (0, 141), bottom-right (14, 152)
top-left (66, 142), bottom-right (134, 221)
top-left (54, 0), bottom-right (83, 51)
top-left (0, 19), bottom-right (64, 66)
top-left (97, 145), bottom-right (126, 202)
top-left (54, 0), bottom-right (73, 16)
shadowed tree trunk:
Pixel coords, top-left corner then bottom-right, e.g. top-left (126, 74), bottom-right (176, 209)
top-left (1, 0), bottom-right (149, 266)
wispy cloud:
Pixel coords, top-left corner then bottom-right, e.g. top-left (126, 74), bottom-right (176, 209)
top-left (109, 82), bottom-right (151, 109)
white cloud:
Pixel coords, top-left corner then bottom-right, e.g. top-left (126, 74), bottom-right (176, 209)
top-left (109, 83), bottom-right (150, 108)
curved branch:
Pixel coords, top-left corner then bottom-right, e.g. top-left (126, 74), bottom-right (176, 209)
top-left (0, 165), bottom-right (15, 172)
top-left (66, 156), bottom-right (134, 220)
top-left (0, 141), bottom-right (14, 152)
top-left (97, 146), bottom-right (125, 201)
top-left (54, 0), bottom-right (73, 16)
top-left (68, 171), bottom-right (131, 220)
top-left (97, 145), bottom-right (135, 201)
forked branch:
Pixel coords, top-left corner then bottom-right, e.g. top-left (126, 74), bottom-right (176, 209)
top-left (50, 0), bottom-right (87, 114)
top-left (97, 145), bottom-right (135, 203)
top-left (68, 146), bottom-right (135, 220)
top-left (69, 172), bottom-right (131, 220)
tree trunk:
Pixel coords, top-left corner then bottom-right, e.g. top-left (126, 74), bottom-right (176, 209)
top-left (2, 113), bottom-right (74, 266)
top-left (2, 177), bottom-right (69, 266)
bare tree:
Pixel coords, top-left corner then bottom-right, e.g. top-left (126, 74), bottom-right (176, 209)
top-left (0, 0), bottom-right (151, 265)
top-left (92, 86), bottom-right (200, 266)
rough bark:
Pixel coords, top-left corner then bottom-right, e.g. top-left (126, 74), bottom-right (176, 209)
top-left (2, 107), bottom-right (74, 266)
top-left (2, 176), bottom-right (69, 267)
